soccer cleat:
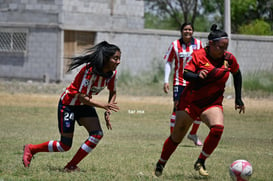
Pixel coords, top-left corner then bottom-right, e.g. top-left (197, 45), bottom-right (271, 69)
top-left (194, 159), bottom-right (209, 176)
top-left (154, 162), bottom-right (165, 177)
top-left (22, 144), bottom-right (34, 168)
top-left (64, 165), bottom-right (80, 172)
top-left (187, 134), bottom-right (203, 146)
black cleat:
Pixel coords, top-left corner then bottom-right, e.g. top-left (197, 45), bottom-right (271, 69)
top-left (194, 159), bottom-right (209, 176)
top-left (154, 162), bottom-right (165, 177)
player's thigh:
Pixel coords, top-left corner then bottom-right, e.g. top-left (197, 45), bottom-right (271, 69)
top-left (172, 110), bottom-right (193, 143)
top-left (79, 117), bottom-right (102, 133)
top-left (200, 106), bottom-right (224, 127)
top-left (75, 105), bottom-right (102, 133)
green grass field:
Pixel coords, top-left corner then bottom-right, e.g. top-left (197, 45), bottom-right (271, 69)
top-left (0, 82), bottom-right (273, 180)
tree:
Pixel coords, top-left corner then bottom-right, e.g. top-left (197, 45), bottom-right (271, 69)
top-left (144, 0), bottom-right (273, 35)
top-left (202, 0), bottom-right (273, 34)
top-left (144, 0), bottom-right (199, 27)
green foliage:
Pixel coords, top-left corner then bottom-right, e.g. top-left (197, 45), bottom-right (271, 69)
top-left (243, 71), bottom-right (273, 97)
top-left (145, 12), bottom-right (210, 32)
top-left (144, 12), bottom-right (180, 30)
top-left (231, 0), bottom-right (257, 26)
top-left (193, 16), bottom-right (211, 32)
top-left (238, 19), bottom-right (273, 35)
top-left (145, 0), bottom-right (273, 35)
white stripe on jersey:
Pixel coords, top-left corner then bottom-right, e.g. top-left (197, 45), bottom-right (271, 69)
top-left (70, 94), bottom-right (79, 105)
top-left (173, 41), bottom-right (180, 86)
top-left (79, 69), bottom-right (89, 92)
top-left (87, 74), bottom-right (97, 95)
top-left (60, 89), bottom-right (68, 101)
top-left (98, 76), bottom-right (103, 88)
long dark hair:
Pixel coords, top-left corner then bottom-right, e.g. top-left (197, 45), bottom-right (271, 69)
top-left (208, 24), bottom-right (228, 41)
top-left (68, 41), bottom-right (120, 76)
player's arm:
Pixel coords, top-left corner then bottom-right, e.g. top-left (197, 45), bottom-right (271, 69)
top-left (164, 62), bottom-right (172, 93)
top-left (183, 69), bottom-right (208, 82)
top-left (78, 93), bottom-right (119, 112)
top-left (104, 90), bottom-right (118, 130)
top-left (232, 69), bottom-right (245, 114)
top-left (108, 90), bottom-right (116, 104)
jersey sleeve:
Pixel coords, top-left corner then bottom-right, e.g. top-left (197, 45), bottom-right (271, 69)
top-left (225, 52), bottom-right (239, 73)
top-left (107, 70), bottom-right (117, 91)
top-left (70, 66), bottom-right (87, 93)
top-left (164, 42), bottom-right (175, 63)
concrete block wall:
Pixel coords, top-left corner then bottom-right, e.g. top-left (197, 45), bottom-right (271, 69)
top-left (95, 30), bottom-right (273, 78)
top-left (0, 0), bottom-right (144, 29)
top-left (61, 0), bottom-right (144, 30)
top-left (0, 0), bottom-right (61, 24)
top-left (229, 35), bottom-right (273, 73)
top-left (0, 27), bottom-right (62, 81)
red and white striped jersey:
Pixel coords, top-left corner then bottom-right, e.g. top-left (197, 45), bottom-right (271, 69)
top-left (60, 65), bottom-right (117, 106)
top-left (164, 38), bottom-right (202, 86)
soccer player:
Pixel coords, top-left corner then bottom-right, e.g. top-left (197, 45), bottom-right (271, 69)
top-left (155, 24), bottom-right (245, 177)
top-left (22, 41), bottom-right (121, 172)
top-left (164, 22), bottom-right (203, 146)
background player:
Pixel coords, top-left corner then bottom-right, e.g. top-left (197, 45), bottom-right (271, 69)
top-left (163, 22), bottom-right (203, 146)
top-left (23, 41), bottom-right (121, 172)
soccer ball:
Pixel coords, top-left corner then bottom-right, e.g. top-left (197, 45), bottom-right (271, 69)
top-left (229, 160), bottom-right (253, 181)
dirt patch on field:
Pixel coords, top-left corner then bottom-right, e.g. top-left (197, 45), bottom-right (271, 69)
top-left (1, 92), bottom-right (272, 113)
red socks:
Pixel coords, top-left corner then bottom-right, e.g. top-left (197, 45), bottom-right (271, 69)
top-left (199, 125), bottom-right (224, 160)
top-left (189, 120), bottom-right (201, 135)
top-left (158, 136), bottom-right (179, 165)
top-left (30, 141), bottom-right (71, 154)
top-left (66, 134), bottom-right (103, 167)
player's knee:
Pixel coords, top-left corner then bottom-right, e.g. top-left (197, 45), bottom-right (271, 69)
top-left (60, 136), bottom-right (73, 151)
top-left (210, 125), bottom-right (224, 138)
top-left (89, 130), bottom-right (104, 139)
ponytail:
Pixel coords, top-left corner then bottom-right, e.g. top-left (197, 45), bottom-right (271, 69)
top-left (208, 24), bottom-right (228, 41)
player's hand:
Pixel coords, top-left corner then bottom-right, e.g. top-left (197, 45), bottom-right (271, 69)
top-left (105, 102), bottom-right (119, 112)
top-left (235, 99), bottom-right (245, 114)
top-left (164, 83), bottom-right (169, 94)
top-left (198, 69), bottom-right (208, 79)
top-left (104, 111), bottom-right (112, 130)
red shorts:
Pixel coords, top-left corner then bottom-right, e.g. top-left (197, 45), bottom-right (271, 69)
top-left (177, 96), bottom-right (223, 120)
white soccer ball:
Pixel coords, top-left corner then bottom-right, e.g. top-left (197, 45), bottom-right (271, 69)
top-left (229, 159), bottom-right (253, 181)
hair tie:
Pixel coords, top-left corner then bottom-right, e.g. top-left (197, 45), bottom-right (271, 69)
top-left (211, 36), bottom-right (228, 41)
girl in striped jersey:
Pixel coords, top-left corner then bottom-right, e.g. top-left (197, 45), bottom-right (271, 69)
top-left (163, 22), bottom-right (203, 146)
top-left (23, 41), bottom-right (121, 172)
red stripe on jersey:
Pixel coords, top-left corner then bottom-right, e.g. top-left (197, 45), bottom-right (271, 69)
top-left (61, 65), bottom-right (117, 106)
top-left (164, 38), bottom-right (202, 86)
